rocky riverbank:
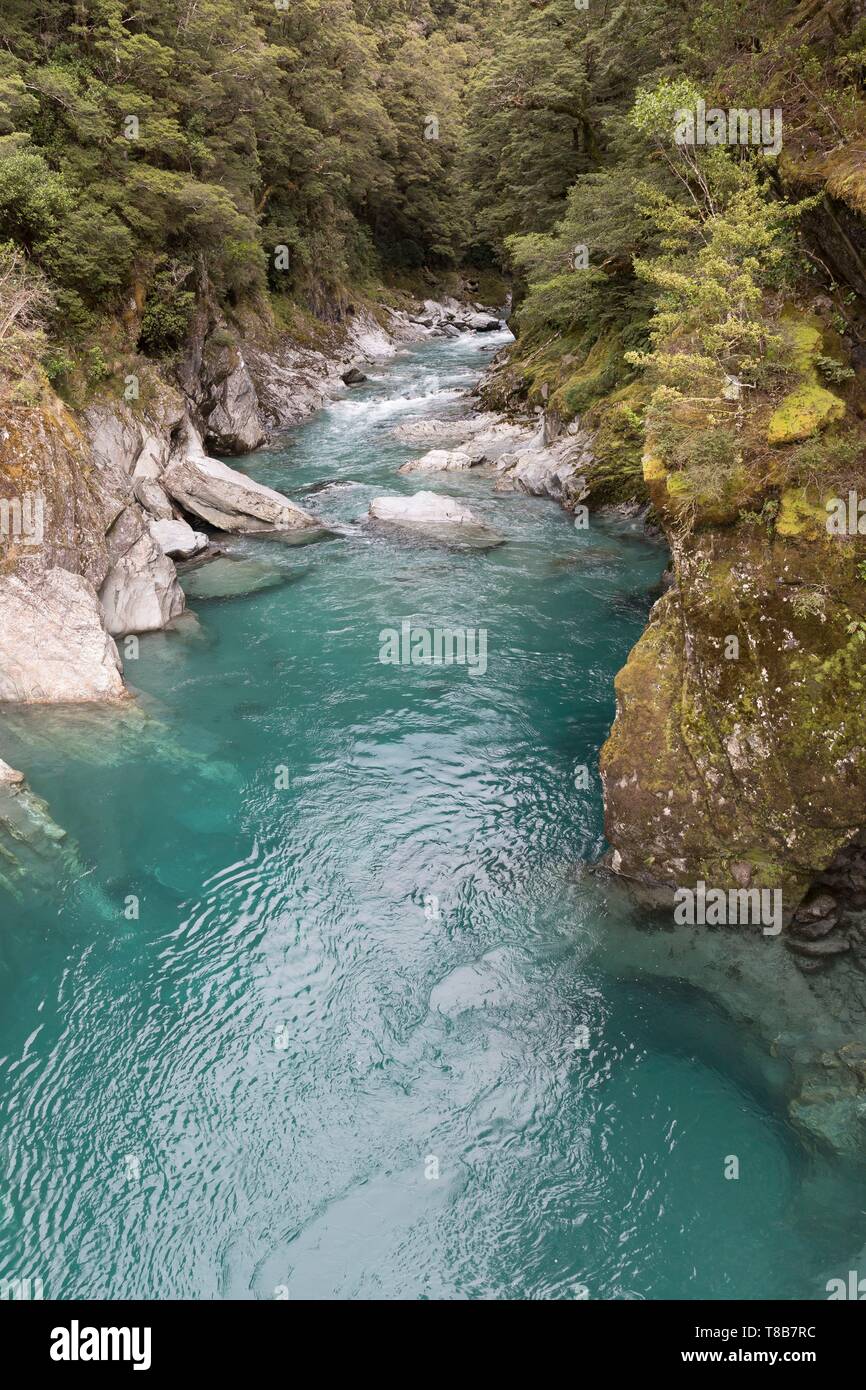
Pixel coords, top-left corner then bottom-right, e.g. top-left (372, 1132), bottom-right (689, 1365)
top-left (0, 292), bottom-right (506, 709)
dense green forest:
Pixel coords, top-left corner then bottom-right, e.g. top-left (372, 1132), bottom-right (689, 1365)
top-left (1, 0), bottom-right (865, 501)
top-left (0, 0), bottom-right (493, 371)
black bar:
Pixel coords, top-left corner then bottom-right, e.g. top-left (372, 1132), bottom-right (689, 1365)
top-left (2, 1299), bottom-right (860, 1376)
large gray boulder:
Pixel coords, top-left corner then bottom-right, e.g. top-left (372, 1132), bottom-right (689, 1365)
top-left (367, 492), bottom-right (502, 547)
top-left (467, 312), bottom-right (502, 332)
top-left (99, 505), bottom-right (186, 636)
top-left (0, 568), bottom-right (124, 702)
top-left (163, 443), bottom-right (319, 534)
top-left (369, 491), bottom-right (480, 526)
top-left (398, 449), bottom-right (482, 475)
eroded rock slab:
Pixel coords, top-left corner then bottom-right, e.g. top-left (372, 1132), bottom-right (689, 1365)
top-left (163, 445), bottom-right (319, 534)
top-left (367, 490), bottom-right (503, 546)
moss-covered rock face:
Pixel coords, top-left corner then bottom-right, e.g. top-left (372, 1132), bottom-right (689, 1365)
top-left (601, 507), bottom-right (866, 909)
top-left (0, 397), bottom-right (117, 587)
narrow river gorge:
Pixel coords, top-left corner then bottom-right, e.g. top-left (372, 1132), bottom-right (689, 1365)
top-left (2, 330), bottom-right (865, 1300)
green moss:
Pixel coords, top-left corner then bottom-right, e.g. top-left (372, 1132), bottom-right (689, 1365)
top-left (581, 389), bottom-right (649, 506)
top-left (548, 331), bottom-right (621, 418)
top-left (768, 310), bottom-right (846, 446)
top-left (775, 487), bottom-right (829, 538)
top-left (768, 384), bottom-right (846, 445)
top-left (642, 454), bottom-right (667, 482)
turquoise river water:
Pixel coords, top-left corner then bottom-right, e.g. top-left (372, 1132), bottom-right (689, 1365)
top-left (1, 330), bottom-right (865, 1300)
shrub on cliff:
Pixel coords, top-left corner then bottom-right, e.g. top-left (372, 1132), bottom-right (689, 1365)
top-left (0, 240), bottom-right (52, 391)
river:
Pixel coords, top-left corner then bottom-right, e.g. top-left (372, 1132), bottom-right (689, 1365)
top-left (1, 329), bottom-right (864, 1299)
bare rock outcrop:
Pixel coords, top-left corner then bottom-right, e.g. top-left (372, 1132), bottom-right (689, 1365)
top-left (99, 504), bottom-right (186, 637)
top-left (177, 303), bottom-right (266, 454)
top-left (0, 568), bottom-right (124, 703)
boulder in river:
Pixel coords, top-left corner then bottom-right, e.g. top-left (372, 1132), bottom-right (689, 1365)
top-left (467, 312), bottom-right (502, 332)
top-left (341, 367), bottom-right (368, 386)
top-left (367, 491), bottom-right (503, 546)
top-left (162, 444), bottom-right (320, 535)
top-left (398, 448), bottom-right (484, 475)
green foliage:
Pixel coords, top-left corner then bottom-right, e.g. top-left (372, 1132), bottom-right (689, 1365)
top-left (138, 264), bottom-right (195, 356)
top-left (84, 344), bottom-right (111, 384)
top-left (42, 347), bottom-right (74, 383)
top-left (0, 0), bottom-right (492, 329)
top-left (740, 498), bottom-right (779, 535)
top-left (815, 355), bottom-right (855, 385)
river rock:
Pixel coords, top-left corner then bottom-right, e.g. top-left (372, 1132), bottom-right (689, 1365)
top-left (181, 556), bottom-right (292, 601)
top-left (148, 517), bottom-right (209, 560)
top-left (0, 758), bottom-right (25, 784)
top-left (785, 936), bottom-right (851, 957)
top-left (369, 491), bottom-right (479, 526)
top-left (789, 915), bottom-right (840, 941)
top-left (398, 449), bottom-right (482, 475)
top-left (467, 312), bottom-right (502, 332)
top-left (367, 492), bottom-right (502, 545)
top-left (0, 568), bottom-right (124, 702)
top-left (162, 442), bottom-right (319, 534)
top-left (341, 367), bottom-right (368, 386)
top-left (393, 416), bottom-right (489, 445)
top-left (494, 440), bottom-right (592, 507)
top-left (99, 504), bottom-right (187, 636)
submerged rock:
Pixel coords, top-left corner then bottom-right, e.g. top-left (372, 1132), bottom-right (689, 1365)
top-left (0, 762), bottom-right (116, 918)
top-left (181, 555), bottom-right (296, 601)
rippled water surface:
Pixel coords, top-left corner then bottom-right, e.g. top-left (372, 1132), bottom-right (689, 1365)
top-left (1, 332), bottom-right (865, 1300)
